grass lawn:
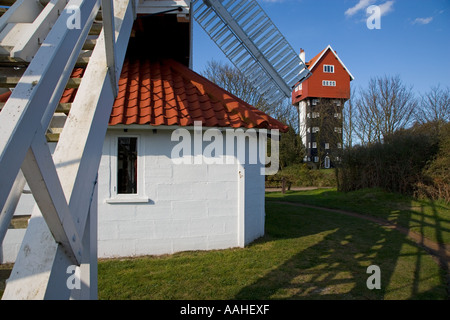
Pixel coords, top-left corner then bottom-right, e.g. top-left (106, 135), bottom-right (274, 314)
top-left (97, 189), bottom-right (449, 300)
top-left (266, 188), bottom-right (450, 245)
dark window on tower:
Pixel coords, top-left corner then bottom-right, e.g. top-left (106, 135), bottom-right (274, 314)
top-left (117, 137), bottom-right (138, 194)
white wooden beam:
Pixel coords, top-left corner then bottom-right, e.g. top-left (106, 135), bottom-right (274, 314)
top-left (0, 0), bottom-right (100, 226)
top-left (56, 0), bottom-right (133, 238)
top-left (21, 133), bottom-right (82, 265)
top-left (102, 0), bottom-right (118, 95)
top-left (2, 206), bottom-right (58, 300)
top-left (2, 0), bottom-right (135, 300)
top-left (0, 0), bottom-right (42, 32)
top-left (70, 184), bottom-right (98, 300)
top-left (137, 0), bottom-right (190, 15)
top-left (0, 170), bottom-right (26, 245)
top-left (11, 0), bottom-right (69, 62)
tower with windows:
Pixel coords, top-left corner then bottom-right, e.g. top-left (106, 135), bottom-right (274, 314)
top-left (292, 45), bottom-right (354, 168)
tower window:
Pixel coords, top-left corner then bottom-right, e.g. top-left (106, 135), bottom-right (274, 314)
top-left (324, 156), bottom-right (331, 169)
top-left (323, 65), bottom-right (335, 73)
top-left (323, 80), bottom-right (336, 87)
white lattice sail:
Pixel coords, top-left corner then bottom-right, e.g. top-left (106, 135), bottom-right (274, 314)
top-left (193, 0), bottom-right (311, 104)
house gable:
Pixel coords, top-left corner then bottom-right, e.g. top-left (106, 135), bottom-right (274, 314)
top-left (293, 45), bottom-right (353, 104)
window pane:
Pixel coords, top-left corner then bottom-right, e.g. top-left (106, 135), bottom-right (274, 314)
top-left (118, 137), bottom-right (138, 194)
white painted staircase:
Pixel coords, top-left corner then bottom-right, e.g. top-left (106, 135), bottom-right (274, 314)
top-left (0, 0), bottom-right (137, 300)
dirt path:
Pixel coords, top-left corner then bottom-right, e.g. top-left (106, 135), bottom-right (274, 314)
top-left (272, 200), bottom-right (450, 293)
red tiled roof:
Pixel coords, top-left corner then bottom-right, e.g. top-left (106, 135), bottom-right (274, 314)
top-left (0, 59), bottom-right (289, 133)
top-left (306, 47), bottom-right (327, 70)
top-left (61, 67), bottom-right (85, 103)
top-left (109, 59), bottom-right (288, 132)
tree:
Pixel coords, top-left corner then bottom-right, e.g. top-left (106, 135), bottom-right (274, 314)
top-left (354, 75), bottom-right (418, 144)
top-left (417, 85), bottom-right (450, 132)
top-left (201, 59), bottom-right (298, 128)
top-left (343, 86), bottom-right (356, 148)
top-left (279, 126), bottom-right (305, 170)
top-left (202, 60), bottom-right (269, 111)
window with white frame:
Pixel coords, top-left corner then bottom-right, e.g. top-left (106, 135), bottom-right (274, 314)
top-left (334, 113), bottom-right (342, 119)
top-left (312, 127), bottom-right (320, 133)
top-left (325, 143), bottom-right (330, 150)
top-left (312, 99), bottom-right (319, 105)
top-left (312, 142), bottom-right (317, 148)
top-left (117, 137), bottom-right (138, 194)
top-left (312, 112), bottom-right (320, 118)
top-left (323, 65), bottom-right (334, 73)
top-left (314, 156), bottom-right (319, 163)
top-left (108, 135), bottom-right (147, 203)
top-left (337, 143), bottom-right (342, 149)
top-left (323, 80), bottom-right (336, 87)
top-left (334, 127), bottom-right (342, 133)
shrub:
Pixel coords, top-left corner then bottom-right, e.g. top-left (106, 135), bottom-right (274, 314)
top-left (415, 122), bottom-right (450, 202)
top-left (337, 125), bottom-right (440, 196)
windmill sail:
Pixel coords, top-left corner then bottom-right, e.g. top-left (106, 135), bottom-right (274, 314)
top-left (193, 0), bottom-right (311, 104)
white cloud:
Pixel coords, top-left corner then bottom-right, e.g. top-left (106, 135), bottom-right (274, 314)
top-left (377, 0), bottom-right (394, 17)
top-left (346, 0), bottom-right (394, 18)
top-left (413, 17), bottom-right (433, 25)
top-left (345, 0), bottom-right (376, 17)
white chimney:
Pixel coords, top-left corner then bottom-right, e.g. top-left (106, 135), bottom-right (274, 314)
top-left (299, 48), bottom-right (306, 63)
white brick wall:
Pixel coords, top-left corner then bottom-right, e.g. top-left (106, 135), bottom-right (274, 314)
top-left (98, 128), bottom-right (266, 258)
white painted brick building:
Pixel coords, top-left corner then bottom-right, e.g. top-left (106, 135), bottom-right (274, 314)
top-left (97, 128), bottom-right (267, 258)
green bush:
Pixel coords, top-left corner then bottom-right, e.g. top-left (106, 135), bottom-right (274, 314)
top-left (416, 122), bottom-right (450, 202)
top-left (337, 121), bottom-right (450, 202)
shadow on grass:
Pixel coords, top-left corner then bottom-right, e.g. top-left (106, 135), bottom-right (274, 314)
top-left (235, 198), bottom-right (448, 300)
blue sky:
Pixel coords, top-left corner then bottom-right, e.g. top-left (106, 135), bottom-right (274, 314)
top-left (192, 0), bottom-right (450, 95)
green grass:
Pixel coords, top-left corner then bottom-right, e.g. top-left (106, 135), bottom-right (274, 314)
top-left (266, 188), bottom-right (450, 245)
top-left (98, 189), bottom-right (449, 300)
